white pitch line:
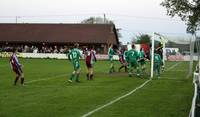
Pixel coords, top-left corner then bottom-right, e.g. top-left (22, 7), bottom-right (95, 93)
top-left (81, 62), bottom-right (182, 117)
top-left (165, 62), bottom-right (182, 71)
top-left (25, 74), bottom-right (67, 84)
top-left (81, 79), bottom-right (151, 117)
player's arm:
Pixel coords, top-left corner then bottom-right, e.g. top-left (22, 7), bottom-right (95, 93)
top-left (83, 51), bottom-right (87, 59)
top-left (136, 51), bottom-right (140, 61)
top-left (68, 51), bottom-right (72, 61)
top-left (144, 51), bottom-right (147, 60)
top-left (126, 51), bottom-right (130, 62)
top-left (108, 48), bottom-right (111, 55)
top-left (124, 51), bottom-right (128, 62)
top-left (92, 51), bottom-right (97, 62)
top-left (158, 55), bottom-right (162, 64)
top-left (113, 49), bottom-right (117, 55)
top-left (156, 44), bottom-right (163, 51)
top-left (14, 55), bottom-right (22, 68)
top-left (78, 50), bottom-right (82, 59)
top-left (9, 56), bottom-right (13, 69)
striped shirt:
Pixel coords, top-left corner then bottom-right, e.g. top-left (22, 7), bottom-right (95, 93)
top-left (10, 53), bottom-right (21, 70)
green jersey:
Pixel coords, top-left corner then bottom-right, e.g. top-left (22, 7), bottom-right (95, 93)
top-left (127, 49), bottom-right (138, 62)
top-left (124, 50), bottom-right (128, 62)
top-left (154, 53), bottom-right (162, 63)
top-left (108, 47), bottom-right (115, 57)
top-left (68, 48), bottom-right (81, 62)
top-left (138, 51), bottom-right (145, 59)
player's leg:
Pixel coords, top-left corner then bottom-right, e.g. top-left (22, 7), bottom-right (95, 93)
top-left (124, 62), bottom-right (128, 72)
top-left (118, 59), bottom-right (125, 72)
top-left (86, 61), bottom-right (90, 80)
top-left (74, 61), bottom-right (81, 82)
top-left (138, 61), bottom-right (142, 74)
top-left (153, 63), bottom-right (157, 77)
top-left (111, 57), bottom-right (116, 73)
top-left (89, 63), bottom-right (94, 80)
top-left (18, 68), bottom-right (24, 85)
top-left (109, 58), bottom-right (114, 73)
top-left (20, 73), bottom-right (25, 85)
top-left (128, 62), bottom-right (133, 77)
top-left (141, 61), bottom-right (146, 76)
top-left (141, 60), bottom-right (146, 72)
top-left (161, 61), bottom-right (165, 72)
top-left (69, 61), bottom-right (76, 82)
top-left (86, 67), bottom-right (90, 80)
top-left (75, 68), bottom-right (81, 82)
top-left (157, 64), bottom-right (161, 79)
top-left (69, 71), bottom-right (75, 82)
top-left (14, 75), bottom-right (20, 85)
top-left (133, 61), bottom-right (140, 77)
top-left (87, 68), bottom-right (91, 80)
top-left (13, 69), bottom-right (20, 85)
top-left (112, 62), bottom-right (115, 72)
top-left (118, 63), bottom-right (124, 72)
top-left (154, 63), bottom-right (160, 79)
top-left (90, 67), bottom-right (94, 80)
top-left (135, 64), bottom-right (140, 77)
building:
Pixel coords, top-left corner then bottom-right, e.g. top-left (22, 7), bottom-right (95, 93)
top-left (0, 23), bottom-right (119, 54)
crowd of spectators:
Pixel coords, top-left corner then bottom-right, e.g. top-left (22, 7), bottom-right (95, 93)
top-left (0, 44), bottom-right (104, 54)
top-left (0, 44), bottom-right (69, 54)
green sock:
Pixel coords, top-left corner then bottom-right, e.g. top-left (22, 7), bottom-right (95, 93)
top-left (128, 66), bottom-right (132, 76)
top-left (112, 66), bottom-right (115, 72)
top-left (75, 73), bottom-right (80, 82)
top-left (70, 73), bottom-right (75, 81)
top-left (109, 68), bottom-right (112, 73)
top-left (136, 68), bottom-right (140, 75)
top-left (109, 66), bottom-right (113, 73)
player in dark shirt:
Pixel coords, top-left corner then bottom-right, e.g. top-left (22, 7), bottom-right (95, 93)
top-left (118, 48), bottom-right (127, 72)
top-left (85, 46), bottom-right (97, 80)
top-left (9, 48), bottom-right (24, 85)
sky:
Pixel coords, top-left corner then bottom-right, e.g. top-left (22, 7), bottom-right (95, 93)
top-left (0, 0), bottom-right (192, 43)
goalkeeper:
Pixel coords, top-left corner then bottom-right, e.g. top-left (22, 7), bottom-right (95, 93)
top-left (154, 50), bottom-right (162, 79)
top-left (156, 42), bottom-right (164, 72)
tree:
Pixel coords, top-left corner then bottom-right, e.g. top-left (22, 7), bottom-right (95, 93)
top-left (81, 17), bottom-right (114, 24)
top-left (134, 34), bottom-right (151, 44)
top-left (161, 0), bottom-right (200, 34)
top-left (81, 16), bottom-right (122, 38)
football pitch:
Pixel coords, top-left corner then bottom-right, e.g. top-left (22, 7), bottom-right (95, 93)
top-left (0, 58), bottom-right (193, 117)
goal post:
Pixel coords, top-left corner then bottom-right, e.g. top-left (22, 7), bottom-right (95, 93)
top-left (150, 33), bottom-right (155, 78)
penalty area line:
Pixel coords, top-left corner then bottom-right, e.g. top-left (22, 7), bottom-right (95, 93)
top-left (25, 74), bottom-right (68, 84)
top-left (81, 62), bottom-right (181, 117)
top-left (81, 79), bottom-right (151, 117)
top-left (165, 62), bottom-right (182, 71)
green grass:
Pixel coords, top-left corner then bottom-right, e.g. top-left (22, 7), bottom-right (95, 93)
top-left (0, 58), bottom-right (193, 117)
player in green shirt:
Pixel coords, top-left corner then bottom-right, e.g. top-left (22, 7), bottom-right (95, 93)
top-left (68, 43), bottom-right (82, 83)
top-left (126, 44), bottom-right (140, 77)
top-left (138, 48), bottom-right (146, 72)
top-left (154, 50), bottom-right (162, 79)
top-left (108, 44), bottom-right (116, 74)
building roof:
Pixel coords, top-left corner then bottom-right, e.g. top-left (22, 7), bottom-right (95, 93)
top-left (0, 23), bottom-right (119, 44)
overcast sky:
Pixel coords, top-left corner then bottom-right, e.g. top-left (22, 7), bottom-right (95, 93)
top-left (0, 0), bottom-right (192, 43)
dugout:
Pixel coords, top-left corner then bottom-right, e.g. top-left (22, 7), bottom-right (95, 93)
top-left (0, 23), bottom-right (119, 54)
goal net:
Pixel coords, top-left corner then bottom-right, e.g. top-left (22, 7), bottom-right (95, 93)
top-left (150, 32), bottom-right (195, 78)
